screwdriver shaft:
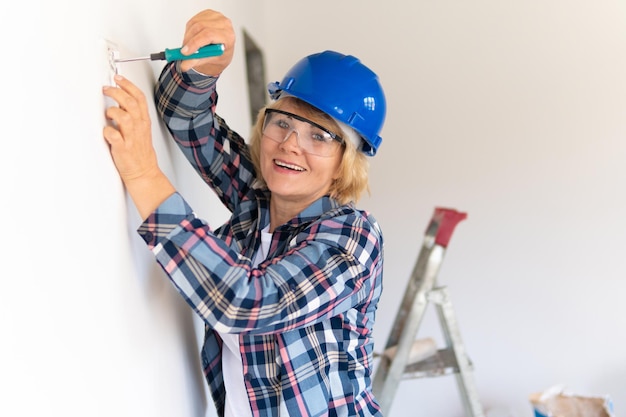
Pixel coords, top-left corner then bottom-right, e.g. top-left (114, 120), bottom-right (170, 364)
top-left (115, 56), bottom-right (150, 63)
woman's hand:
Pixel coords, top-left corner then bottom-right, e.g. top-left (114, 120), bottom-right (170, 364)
top-left (103, 75), bottom-right (156, 182)
top-left (103, 75), bottom-right (175, 219)
top-left (179, 9), bottom-right (236, 76)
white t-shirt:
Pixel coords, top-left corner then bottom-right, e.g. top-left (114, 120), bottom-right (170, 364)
top-left (221, 226), bottom-right (289, 417)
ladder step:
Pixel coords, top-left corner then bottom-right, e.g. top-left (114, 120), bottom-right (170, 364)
top-left (402, 347), bottom-right (474, 379)
top-left (381, 338), bottom-right (438, 366)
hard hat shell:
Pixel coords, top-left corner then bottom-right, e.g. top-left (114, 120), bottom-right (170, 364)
top-left (267, 50), bottom-right (386, 156)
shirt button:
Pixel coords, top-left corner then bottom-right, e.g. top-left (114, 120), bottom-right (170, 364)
top-left (244, 373), bottom-right (253, 381)
top-left (290, 283), bottom-right (296, 291)
top-left (143, 232), bottom-right (154, 243)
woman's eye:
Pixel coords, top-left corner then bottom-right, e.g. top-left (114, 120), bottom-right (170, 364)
top-left (311, 132), bottom-right (331, 142)
top-left (276, 119), bottom-right (290, 129)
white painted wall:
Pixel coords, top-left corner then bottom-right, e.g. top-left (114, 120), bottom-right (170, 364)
top-left (3, 1), bottom-right (625, 417)
top-left (3, 1), bottom-right (265, 416)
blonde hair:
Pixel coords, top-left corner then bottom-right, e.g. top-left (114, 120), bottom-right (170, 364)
top-left (249, 97), bottom-right (370, 205)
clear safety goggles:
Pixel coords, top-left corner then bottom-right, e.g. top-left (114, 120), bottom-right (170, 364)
top-left (262, 109), bottom-right (344, 157)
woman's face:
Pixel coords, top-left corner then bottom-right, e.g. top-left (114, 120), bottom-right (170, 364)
top-left (259, 102), bottom-right (343, 210)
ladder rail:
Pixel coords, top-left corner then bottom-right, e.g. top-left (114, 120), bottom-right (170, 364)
top-left (380, 239), bottom-right (441, 349)
top-left (431, 287), bottom-right (484, 417)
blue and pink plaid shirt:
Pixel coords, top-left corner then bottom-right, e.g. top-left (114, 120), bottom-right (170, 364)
top-left (139, 61), bottom-right (384, 416)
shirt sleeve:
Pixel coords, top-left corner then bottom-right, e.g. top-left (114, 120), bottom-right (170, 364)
top-left (153, 61), bottom-right (258, 213)
top-left (138, 196), bottom-right (383, 336)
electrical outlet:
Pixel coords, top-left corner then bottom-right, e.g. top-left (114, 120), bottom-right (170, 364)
top-left (104, 39), bottom-right (121, 86)
top-left (102, 39), bottom-right (121, 128)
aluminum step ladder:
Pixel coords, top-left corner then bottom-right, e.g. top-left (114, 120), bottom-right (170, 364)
top-left (372, 207), bottom-right (484, 417)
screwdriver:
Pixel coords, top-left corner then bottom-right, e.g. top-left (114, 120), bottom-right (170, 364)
top-left (115, 43), bottom-right (224, 63)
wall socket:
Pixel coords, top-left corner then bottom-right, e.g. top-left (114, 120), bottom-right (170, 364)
top-left (103, 39), bottom-right (121, 128)
top-left (104, 39), bottom-right (121, 86)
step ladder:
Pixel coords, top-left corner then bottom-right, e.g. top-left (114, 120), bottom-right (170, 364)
top-left (372, 207), bottom-right (484, 417)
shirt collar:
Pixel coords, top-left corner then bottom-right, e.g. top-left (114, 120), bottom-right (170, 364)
top-left (275, 196), bottom-right (343, 232)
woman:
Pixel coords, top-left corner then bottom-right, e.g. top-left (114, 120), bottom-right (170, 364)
top-left (103, 9), bottom-right (387, 417)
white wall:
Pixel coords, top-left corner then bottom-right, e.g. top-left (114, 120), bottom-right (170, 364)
top-left (4, 1), bottom-right (625, 416)
top-left (3, 1), bottom-right (266, 416)
top-left (264, 1), bottom-right (626, 416)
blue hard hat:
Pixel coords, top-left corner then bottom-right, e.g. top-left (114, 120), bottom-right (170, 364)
top-left (267, 50), bottom-right (387, 156)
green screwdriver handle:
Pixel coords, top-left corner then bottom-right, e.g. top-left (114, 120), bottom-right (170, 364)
top-left (153, 44), bottom-right (225, 62)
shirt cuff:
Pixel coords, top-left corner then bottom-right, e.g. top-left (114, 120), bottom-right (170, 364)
top-left (137, 192), bottom-right (194, 249)
top-left (174, 61), bottom-right (219, 89)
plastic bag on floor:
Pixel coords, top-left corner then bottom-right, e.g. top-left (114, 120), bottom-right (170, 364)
top-left (529, 385), bottom-right (614, 417)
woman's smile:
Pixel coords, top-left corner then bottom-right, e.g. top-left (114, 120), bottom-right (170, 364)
top-left (273, 158), bottom-right (306, 172)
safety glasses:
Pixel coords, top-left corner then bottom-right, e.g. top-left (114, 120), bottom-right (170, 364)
top-left (262, 109), bottom-right (344, 157)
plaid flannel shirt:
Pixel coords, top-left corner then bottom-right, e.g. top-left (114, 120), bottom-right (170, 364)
top-left (139, 61), bottom-right (384, 417)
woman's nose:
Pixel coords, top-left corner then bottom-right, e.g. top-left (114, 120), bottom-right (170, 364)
top-left (280, 129), bottom-right (303, 152)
